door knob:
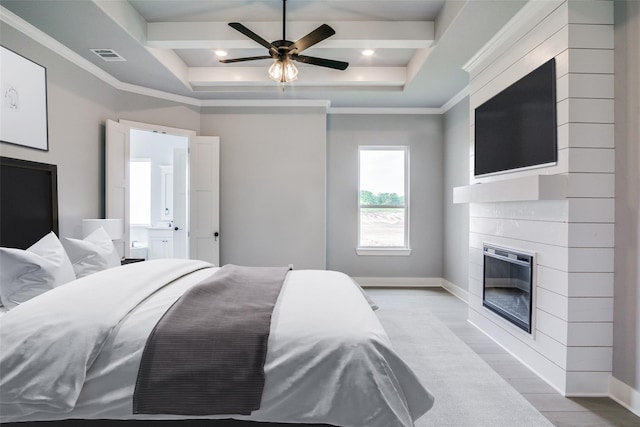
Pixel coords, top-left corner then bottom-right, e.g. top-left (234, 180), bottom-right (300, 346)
top-left (214, 231), bottom-right (219, 241)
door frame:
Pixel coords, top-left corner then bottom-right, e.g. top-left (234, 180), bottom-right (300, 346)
top-left (121, 121), bottom-right (196, 260)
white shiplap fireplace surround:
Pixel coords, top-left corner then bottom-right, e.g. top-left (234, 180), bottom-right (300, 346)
top-left (454, 0), bottom-right (614, 396)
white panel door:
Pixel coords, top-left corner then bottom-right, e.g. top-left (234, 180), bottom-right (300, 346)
top-left (189, 136), bottom-right (220, 266)
top-left (173, 147), bottom-right (188, 258)
top-left (105, 119), bottom-right (129, 258)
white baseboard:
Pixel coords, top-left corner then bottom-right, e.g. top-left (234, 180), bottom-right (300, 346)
top-left (355, 277), bottom-right (472, 300)
top-left (354, 277), bottom-right (442, 288)
top-left (609, 376), bottom-right (640, 417)
top-left (441, 279), bottom-right (470, 303)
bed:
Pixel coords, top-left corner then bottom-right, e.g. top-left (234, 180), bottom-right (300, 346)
top-left (0, 157), bottom-right (434, 427)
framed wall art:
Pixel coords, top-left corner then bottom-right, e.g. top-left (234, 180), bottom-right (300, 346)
top-left (0, 46), bottom-right (49, 151)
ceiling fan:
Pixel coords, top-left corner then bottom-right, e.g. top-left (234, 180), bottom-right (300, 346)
top-left (219, 0), bottom-right (349, 82)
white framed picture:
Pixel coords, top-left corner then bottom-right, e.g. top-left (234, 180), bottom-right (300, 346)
top-left (0, 46), bottom-right (48, 151)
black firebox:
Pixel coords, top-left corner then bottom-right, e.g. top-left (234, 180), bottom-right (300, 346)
top-left (482, 244), bottom-right (533, 333)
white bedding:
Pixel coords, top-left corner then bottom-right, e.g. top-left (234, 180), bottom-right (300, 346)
top-left (0, 259), bottom-right (434, 426)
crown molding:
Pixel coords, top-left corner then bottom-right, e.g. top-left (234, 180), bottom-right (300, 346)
top-left (329, 107), bottom-right (442, 115)
top-left (201, 99), bottom-right (331, 109)
top-left (441, 86), bottom-right (469, 113)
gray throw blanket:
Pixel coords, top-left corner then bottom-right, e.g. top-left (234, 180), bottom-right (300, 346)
top-left (133, 264), bottom-right (289, 415)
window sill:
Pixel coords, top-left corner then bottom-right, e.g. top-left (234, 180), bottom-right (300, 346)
top-left (356, 248), bottom-right (412, 256)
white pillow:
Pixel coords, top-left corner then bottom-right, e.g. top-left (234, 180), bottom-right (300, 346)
top-left (62, 227), bottom-right (121, 279)
top-left (0, 232), bottom-right (76, 309)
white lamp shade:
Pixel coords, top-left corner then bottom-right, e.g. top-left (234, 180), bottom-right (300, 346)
top-left (82, 219), bottom-right (123, 240)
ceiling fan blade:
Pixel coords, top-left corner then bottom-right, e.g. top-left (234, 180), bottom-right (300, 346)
top-left (219, 56), bottom-right (272, 64)
top-left (229, 22), bottom-right (277, 54)
top-left (292, 54), bottom-right (349, 71)
top-left (289, 24), bottom-right (336, 54)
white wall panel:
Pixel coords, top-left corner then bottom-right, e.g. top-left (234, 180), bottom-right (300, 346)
top-left (471, 217), bottom-right (569, 246)
top-left (567, 73), bottom-right (614, 99)
top-left (568, 0), bottom-right (613, 24)
top-left (572, 98), bottom-right (615, 123)
top-left (469, 307), bottom-right (568, 393)
top-left (568, 24), bottom-right (614, 49)
top-left (538, 265), bottom-right (569, 295)
top-left (471, 200), bottom-right (569, 222)
top-left (568, 297), bottom-right (614, 322)
top-left (567, 272), bottom-right (614, 297)
top-left (568, 223), bottom-right (615, 247)
top-left (568, 248), bottom-right (614, 272)
top-left (564, 123), bottom-right (614, 148)
top-left (567, 321), bottom-right (613, 346)
top-left (566, 49), bottom-right (614, 74)
top-left (469, 276), bottom-right (483, 298)
top-left (567, 173), bottom-right (615, 198)
top-left (536, 308), bottom-right (568, 344)
top-left (538, 287), bottom-right (569, 321)
top-left (567, 346), bottom-right (612, 372)
top-left (565, 371), bottom-right (610, 396)
top-left (568, 198), bottom-right (615, 223)
top-left (469, 260), bottom-right (483, 283)
top-left (470, 232), bottom-right (569, 271)
top-left (536, 330), bottom-right (568, 368)
top-left (568, 148), bottom-right (615, 173)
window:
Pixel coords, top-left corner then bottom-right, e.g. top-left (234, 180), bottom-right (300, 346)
top-left (358, 146), bottom-right (410, 255)
top-left (129, 159), bottom-right (151, 226)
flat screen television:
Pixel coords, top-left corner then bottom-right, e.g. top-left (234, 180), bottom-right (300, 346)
top-left (474, 58), bottom-right (557, 177)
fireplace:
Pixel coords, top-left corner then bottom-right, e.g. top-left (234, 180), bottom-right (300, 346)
top-left (482, 244), bottom-right (534, 333)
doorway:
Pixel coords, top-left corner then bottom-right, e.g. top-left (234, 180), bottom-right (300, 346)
top-left (106, 119), bottom-right (220, 266)
top-left (129, 129), bottom-right (189, 260)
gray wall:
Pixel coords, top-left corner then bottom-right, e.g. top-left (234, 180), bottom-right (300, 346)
top-left (200, 107), bottom-right (327, 270)
top-left (613, 0), bottom-right (640, 392)
top-left (326, 114), bottom-right (444, 277)
top-left (0, 24), bottom-right (201, 239)
top-left (1, 25), bottom-right (115, 239)
top-left (442, 97), bottom-right (470, 290)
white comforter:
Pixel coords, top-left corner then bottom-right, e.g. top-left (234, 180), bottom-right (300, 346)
top-left (0, 259), bottom-right (434, 426)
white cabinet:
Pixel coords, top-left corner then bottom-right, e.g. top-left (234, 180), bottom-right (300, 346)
top-left (147, 228), bottom-right (173, 259)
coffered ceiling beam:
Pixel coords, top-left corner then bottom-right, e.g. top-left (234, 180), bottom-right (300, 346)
top-left (188, 66), bottom-right (406, 87)
top-left (147, 21), bottom-right (434, 49)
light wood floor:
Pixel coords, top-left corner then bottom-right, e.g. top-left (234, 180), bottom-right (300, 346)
top-left (366, 288), bottom-right (640, 427)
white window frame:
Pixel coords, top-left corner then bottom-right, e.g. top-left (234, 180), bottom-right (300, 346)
top-left (356, 146), bottom-right (411, 256)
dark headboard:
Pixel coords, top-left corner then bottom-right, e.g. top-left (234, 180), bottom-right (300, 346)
top-left (0, 156), bottom-right (58, 249)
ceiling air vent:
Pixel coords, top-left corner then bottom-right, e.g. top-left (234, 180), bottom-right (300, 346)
top-left (90, 48), bottom-right (126, 62)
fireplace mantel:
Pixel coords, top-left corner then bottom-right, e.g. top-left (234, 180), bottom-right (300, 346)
top-left (453, 175), bottom-right (567, 204)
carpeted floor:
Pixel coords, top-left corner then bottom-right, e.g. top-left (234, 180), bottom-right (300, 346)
top-left (376, 307), bottom-right (553, 426)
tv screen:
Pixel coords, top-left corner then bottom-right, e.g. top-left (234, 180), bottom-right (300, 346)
top-left (474, 58), bottom-right (557, 177)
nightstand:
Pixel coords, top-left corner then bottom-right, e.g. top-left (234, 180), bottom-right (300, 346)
top-left (121, 258), bottom-right (145, 265)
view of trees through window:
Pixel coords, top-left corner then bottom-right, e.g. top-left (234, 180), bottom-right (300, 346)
top-left (359, 148), bottom-right (408, 248)
top-left (360, 190), bottom-right (404, 206)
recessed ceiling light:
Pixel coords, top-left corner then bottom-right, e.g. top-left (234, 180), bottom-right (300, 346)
top-left (362, 49), bottom-right (375, 56)
top-left (215, 50), bottom-right (228, 57)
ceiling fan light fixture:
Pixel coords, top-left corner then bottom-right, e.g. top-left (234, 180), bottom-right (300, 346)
top-left (268, 59), bottom-right (298, 83)
top-left (214, 50), bottom-right (228, 57)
